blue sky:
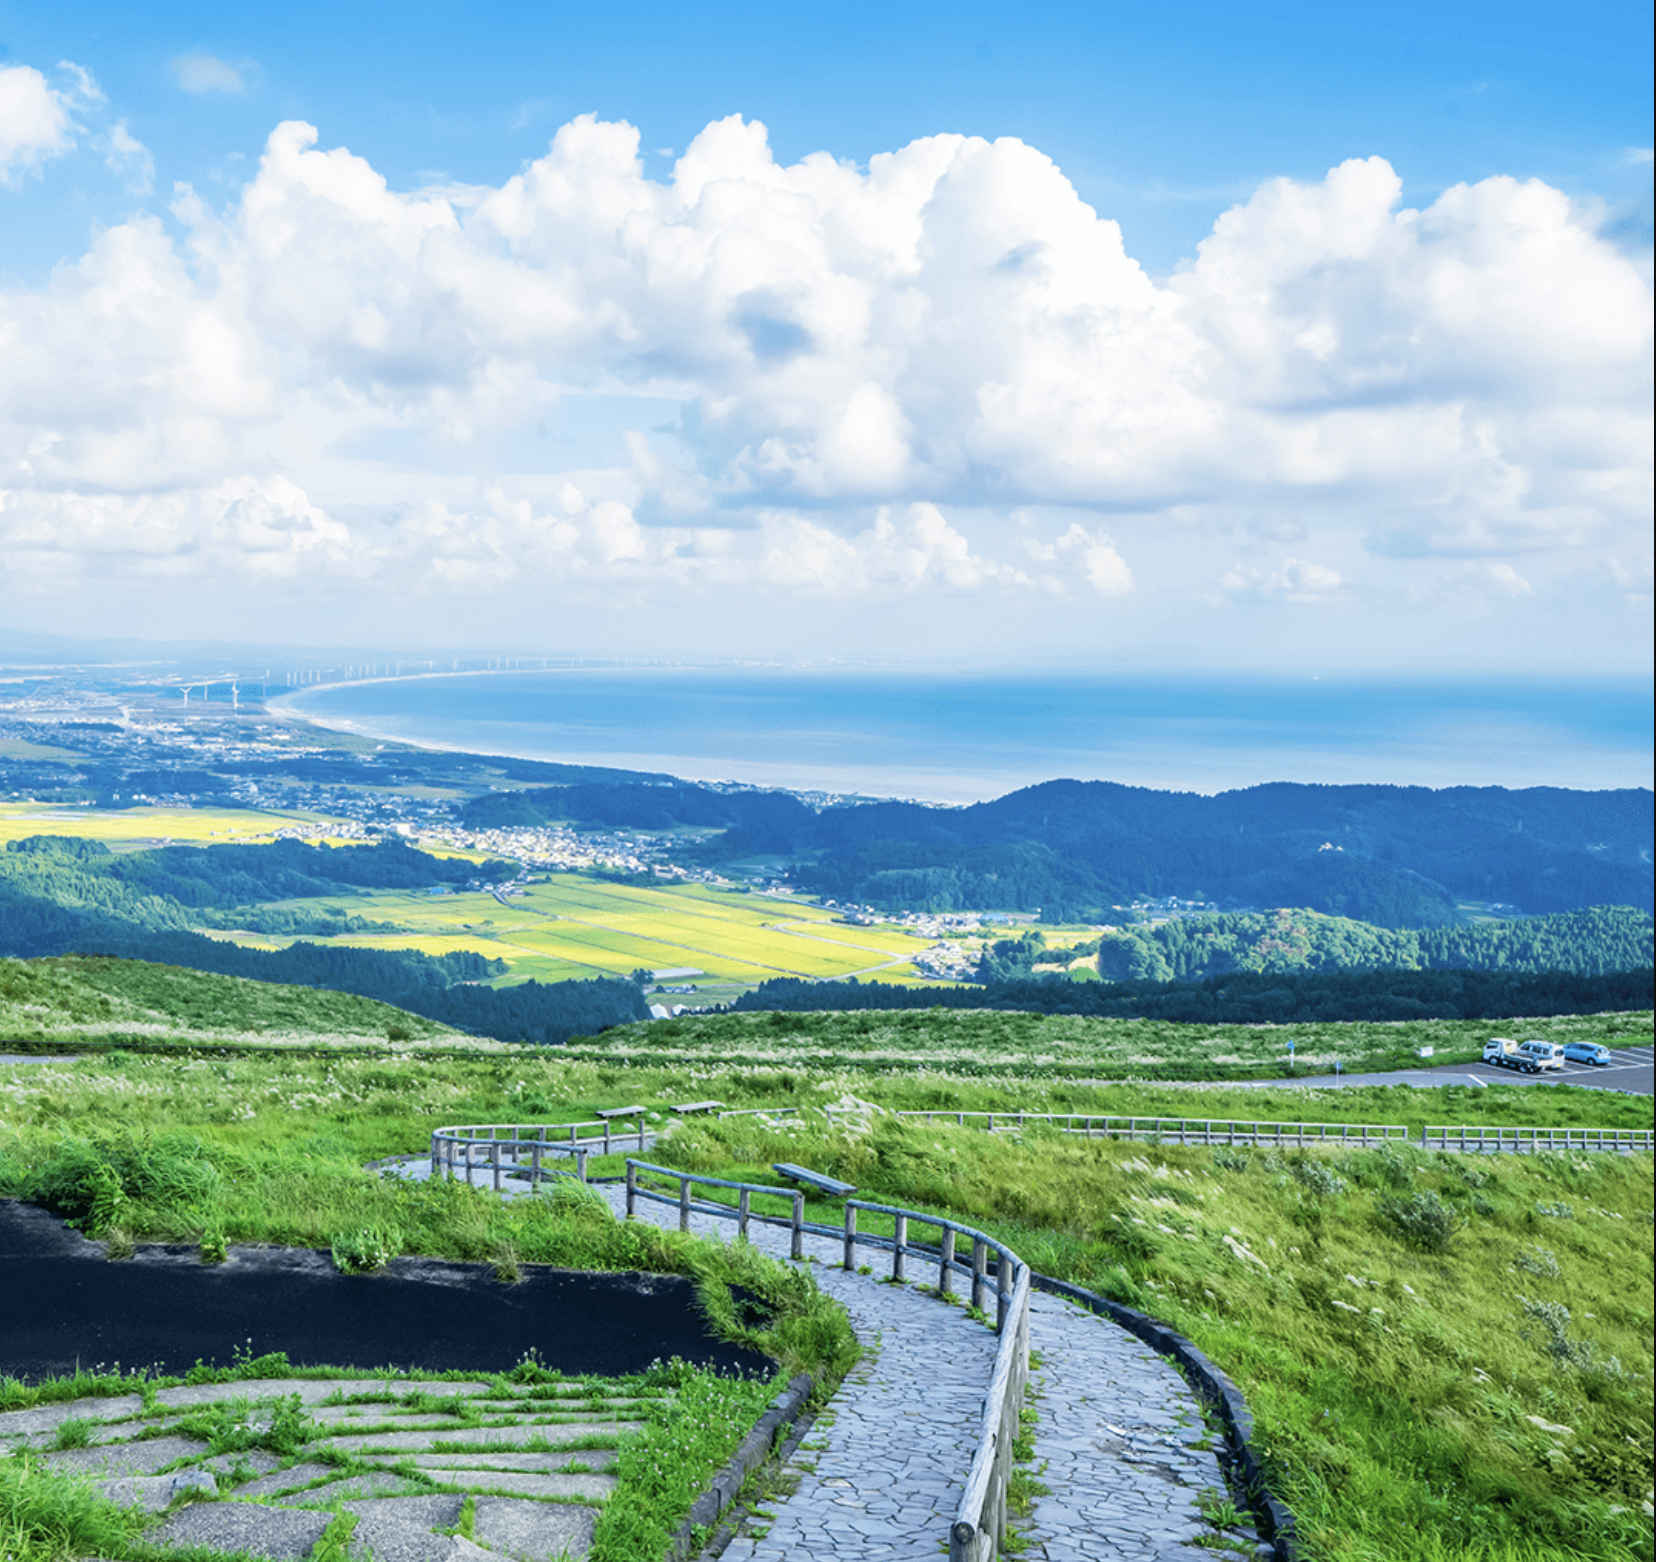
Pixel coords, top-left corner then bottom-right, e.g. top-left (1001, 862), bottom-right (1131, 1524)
top-left (6, 0), bottom-right (1650, 278)
top-left (0, 0), bottom-right (1650, 670)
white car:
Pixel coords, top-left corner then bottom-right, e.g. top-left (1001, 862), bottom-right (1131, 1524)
top-left (1516, 1041), bottom-right (1566, 1072)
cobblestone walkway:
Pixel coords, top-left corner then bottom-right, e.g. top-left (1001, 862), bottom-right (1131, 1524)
top-left (1024, 1291), bottom-right (1240, 1560)
top-left (604, 1185), bottom-right (1242, 1561)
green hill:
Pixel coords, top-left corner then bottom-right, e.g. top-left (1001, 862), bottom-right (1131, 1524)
top-left (0, 955), bottom-right (474, 1051)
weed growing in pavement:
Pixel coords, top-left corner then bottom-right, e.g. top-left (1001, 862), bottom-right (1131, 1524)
top-left (0, 1452), bottom-right (149, 1562)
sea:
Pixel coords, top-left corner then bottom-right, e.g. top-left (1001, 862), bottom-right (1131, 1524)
top-left (272, 668), bottom-right (1653, 804)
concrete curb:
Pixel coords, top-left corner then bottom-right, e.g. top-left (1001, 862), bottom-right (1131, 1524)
top-left (1030, 1274), bottom-right (1300, 1562)
top-left (666, 1373), bottom-right (814, 1561)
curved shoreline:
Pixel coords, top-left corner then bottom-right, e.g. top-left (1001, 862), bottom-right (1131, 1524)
top-left (266, 667), bottom-right (986, 803)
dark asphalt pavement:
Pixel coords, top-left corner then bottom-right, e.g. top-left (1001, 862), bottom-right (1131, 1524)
top-left (0, 1200), bottom-right (768, 1385)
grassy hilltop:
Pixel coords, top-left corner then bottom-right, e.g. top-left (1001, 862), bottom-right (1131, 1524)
top-left (0, 956), bottom-right (1651, 1562)
top-left (0, 954), bottom-right (475, 1051)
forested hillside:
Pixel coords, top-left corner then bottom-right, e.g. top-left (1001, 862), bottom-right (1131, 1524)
top-left (976, 905), bottom-right (1655, 983)
top-left (458, 776), bottom-right (1652, 923)
top-left (730, 966), bottom-right (1655, 1025)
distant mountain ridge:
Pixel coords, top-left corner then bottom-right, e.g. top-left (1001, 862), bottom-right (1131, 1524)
top-left (463, 777), bottom-right (1654, 924)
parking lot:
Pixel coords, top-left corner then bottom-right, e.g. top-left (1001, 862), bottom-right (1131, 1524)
top-left (1256, 1044), bottom-right (1655, 1096)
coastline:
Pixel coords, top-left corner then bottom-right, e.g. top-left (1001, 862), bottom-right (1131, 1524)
top-left (264, 665), bottom-right (1656, 803)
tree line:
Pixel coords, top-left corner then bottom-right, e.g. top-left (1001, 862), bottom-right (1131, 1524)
top-left (729, 966), bottom-right (1654, 1025)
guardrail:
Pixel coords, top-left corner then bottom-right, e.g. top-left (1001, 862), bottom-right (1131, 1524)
top-left (897, 1110), bottom-right (1654, 1155)
top-left (1423, 1124), bottom-right (1655, 1153)
top-left (624, 1159), bottom-right (1032, 1561)
top-left (896, 1110), bottom-right (1407, 1147)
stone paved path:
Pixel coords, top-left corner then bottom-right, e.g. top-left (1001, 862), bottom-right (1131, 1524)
top-left (2, 1375), bottom-right (643, 1561)
top-left (602, 1183), bottom-right (1242, 1561)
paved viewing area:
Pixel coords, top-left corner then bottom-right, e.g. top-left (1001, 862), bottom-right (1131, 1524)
top-left (1, 1376), bottom-right (636, 1561)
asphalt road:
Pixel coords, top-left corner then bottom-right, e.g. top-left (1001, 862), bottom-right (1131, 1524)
top-left (1243, 1044), bottom-right (1654, 1096)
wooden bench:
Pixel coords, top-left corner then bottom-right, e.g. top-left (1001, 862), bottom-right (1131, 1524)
top-left (594, 1105), bottom-right (648, 1152)
top-left (671, 1100), bottom-right (724, 1115)
top-left (773, 1162), bottom-right (858, 1199)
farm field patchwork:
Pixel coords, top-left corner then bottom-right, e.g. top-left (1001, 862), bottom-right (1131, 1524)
top-left (209, 873), bottom-right (947, 995)
top-left (0, 802), bottom-right (347, 851)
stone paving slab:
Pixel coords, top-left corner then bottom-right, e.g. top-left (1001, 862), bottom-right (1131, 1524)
top-left (94, 1472), bottom-right (215, 1514)
top-left (473, 1495), bottom-right (598, 1561)
top-left (408, 1469), bottom-right (615, 1500)
top-left (324, 1421), bottom-right (637, 1454)
top-left (228, 1460), bottom-right (349, 1498)
top-left (152, 1501), bottom-right (333, 1560)
top-left (0, 1394), bottom-right (145, 1440)
top-left (275, 1471), bottom-right (418, 1505)
top-left (39, 1435), bottom-right (209, 1477)
top-left (340, 1494), bottom-right (465, 1562)
top-left (402, 1450), bottom-right (619, 1473)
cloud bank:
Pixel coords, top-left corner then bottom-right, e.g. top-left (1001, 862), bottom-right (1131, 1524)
top-left (0, 105), bottom-right (1649, 660)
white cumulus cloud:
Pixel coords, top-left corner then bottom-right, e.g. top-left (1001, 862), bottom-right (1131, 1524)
top-left (0, 100), bottom-right (1648, 656)
top-left (0, 62), bottom-right (93, 183)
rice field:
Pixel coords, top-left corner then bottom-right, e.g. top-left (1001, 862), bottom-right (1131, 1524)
top-left (220, 875), bottom-right (949, 994)
top-left (0, 801), bottom-right (344, 850)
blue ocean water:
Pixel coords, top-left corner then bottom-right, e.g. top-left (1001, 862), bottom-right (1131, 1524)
top-left (277, 669), bottom-right (1653, 803)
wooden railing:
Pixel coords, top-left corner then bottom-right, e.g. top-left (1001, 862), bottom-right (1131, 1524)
top-left (625, 1159), bottom-right (810, 1260)
top-left (429, 1115), bottom-right (651, 1190)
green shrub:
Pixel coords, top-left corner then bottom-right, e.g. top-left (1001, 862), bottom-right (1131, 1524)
top-left (1290, 1159), bottom-right (1347, 1197)
top-left (1514, 1246), bottom-right (1562, 1280)
top-left (1378, 1189), bottom-right (1459, 1252)
top-left (330, 1226), bottom-right (402, 1274)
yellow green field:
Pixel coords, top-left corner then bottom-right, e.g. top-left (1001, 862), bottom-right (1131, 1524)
top-left (215, 874), bottom-right (951, 991)
top-left (0, 800), bottom-right (343, 850)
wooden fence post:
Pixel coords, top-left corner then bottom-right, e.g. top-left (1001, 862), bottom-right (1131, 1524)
top-left (939, 1226), bottom-right (955, 1296)
top-left (625, 1161), bottom-right (636, 1218)
top-left (844, 1204), bottom-right (858, 1270)
top-left (893, 1213), bottom-right (907, 1282)
top-left (971, 1238), bottom-right (988, 1315)
top-left (738, 1188), bottom-right (750, 1241)
top-left (996, 1255), bottom-right (1010, 1335)
top-left (791, 1193), bottom-right (804, 1261)
top-left (679, 1176), bottom-right (691, 1233)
